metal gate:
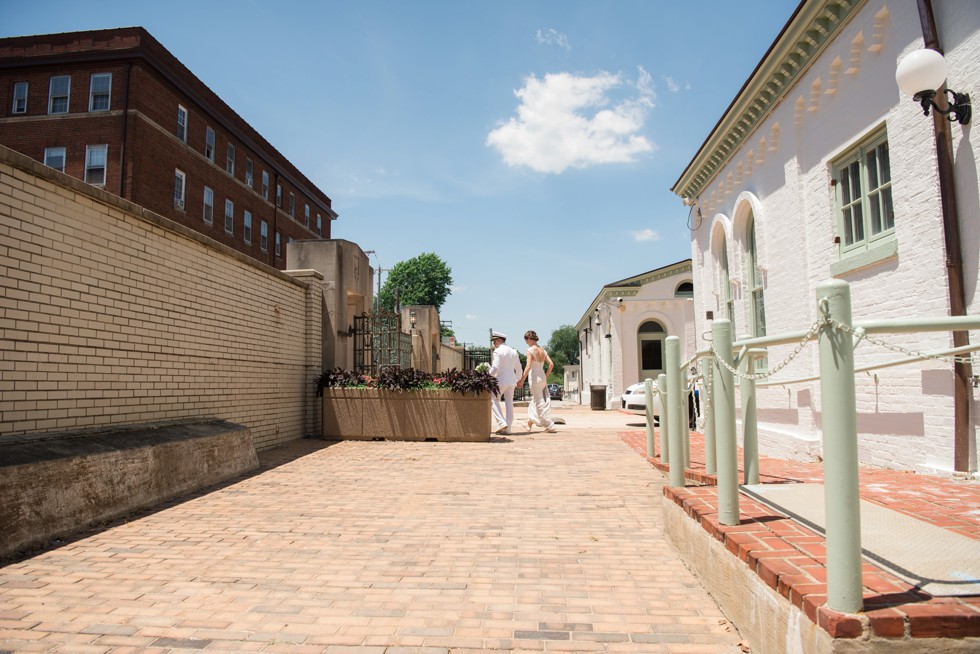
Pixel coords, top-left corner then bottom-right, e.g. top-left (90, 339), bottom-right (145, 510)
top-left (352, 312), bottom-right (411, 376)
top-left (462, 344), bottom-right (491, 371)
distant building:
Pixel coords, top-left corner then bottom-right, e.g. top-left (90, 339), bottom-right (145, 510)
top-left (576, 259), bottom-right (696, 408)
top-left (0, 27), bottom-right (336, 269)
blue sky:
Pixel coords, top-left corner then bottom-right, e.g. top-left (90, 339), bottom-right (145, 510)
top-left (3, 0), bottom-right (800, 352)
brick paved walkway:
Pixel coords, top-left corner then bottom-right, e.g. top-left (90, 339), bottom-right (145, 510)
top-left (0, 406), bottom-right (746, 653)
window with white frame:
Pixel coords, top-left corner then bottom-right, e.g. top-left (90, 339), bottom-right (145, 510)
top-left (275, 231), bottom-right (281, 257)
top-left (176, 105), bottom-right (188, 142)
top-left (289, 193), bottom-right (295, 217)
top-left (174, 169), bottom-right (186, 210)
top-left (43, 147), bottom-right (66, 172)
top-left (226, 143), bottom-right (235, 175)
top-left (745, 212), bottom-right (766, 371)
top-left (260, 220), bottom-right (268, 252)
top-left (303, 204), bottom-right (310, 228)
top-left (224, 199), bottom-right (234, 234)
top-left (276, 184), bottom-right (282, 207)
top-left (205, 127), bottom-right (215, 162)
top-left (12, 81), bottom-right (28, 114)
top-left (834, 130), bottom-right (893, 254)
top-left (718, 233), bottom-right (735, 329)
top-left (48, 76), bottom-right (70, 114)
top-left (261, 171), bottom-right (269, 199)
top-left (203, 186), bottom-right (214, 224)
top-left (245, 159), bottom-right (253, 188)
top-left (243, 210), bottom-right (253, 244)
top-left (84, 144), bottom-right (107, 186)
top-left (316, 214), bottom-right (322, 236)
top-left (88, 73), bottom-right (111, 112)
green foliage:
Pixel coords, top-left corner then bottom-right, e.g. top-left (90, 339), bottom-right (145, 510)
top-left (546, 325), bottom-right (580, 375)
top-left (440, 324), bottom-right (455, 339)
top-left (315, 366), bottom-right (498, 397)
top-left (378, 252), bottom-right (453, 312)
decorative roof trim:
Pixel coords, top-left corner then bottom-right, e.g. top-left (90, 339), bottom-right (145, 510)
top-left (671, 0), bottom-right (866, 201)
top-left (576, 260), bottom-right (692, 329)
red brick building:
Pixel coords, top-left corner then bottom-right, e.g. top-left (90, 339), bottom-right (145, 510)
top-left (0, 27), bottom-right (335, 269)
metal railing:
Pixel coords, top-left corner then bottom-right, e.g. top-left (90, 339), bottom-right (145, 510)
top-left (645, 279), bottom-right (979, 613)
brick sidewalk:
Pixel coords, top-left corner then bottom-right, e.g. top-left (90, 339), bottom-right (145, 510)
top-left (620, 420), bottom-right (980, 641)
top-left (0, 407), bottom-right (746, 653)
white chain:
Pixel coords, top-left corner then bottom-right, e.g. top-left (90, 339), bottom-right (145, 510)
top-left (831, 319), bottom-right (976, 366)
top-left (710, 318), bottom-right (824, 381)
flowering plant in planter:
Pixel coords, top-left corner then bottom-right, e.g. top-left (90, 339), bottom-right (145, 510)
top-left (316, 366), bottom-right (498, 397)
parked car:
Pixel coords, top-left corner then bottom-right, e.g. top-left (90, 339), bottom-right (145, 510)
top-left (621, 383), bottom-right (699, 429)
top-left (547, 383), bottom-right (564, 400)
top-left (621, 382), bottom-right (660, 422)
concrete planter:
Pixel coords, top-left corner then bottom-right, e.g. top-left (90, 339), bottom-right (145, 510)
top-left (321, 389), bottom-right (491, 441)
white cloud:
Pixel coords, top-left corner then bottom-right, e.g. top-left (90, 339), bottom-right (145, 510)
top-left (663, 75), bottom-right (680, 93)
top-left (631, 228), bottom-right (661, 242)
top-left (536, 28), bottom-right (570, 49)
top-left (486, 69), bottom-right (656, 174)
top-left (465, 314), bottom-right (479, 321)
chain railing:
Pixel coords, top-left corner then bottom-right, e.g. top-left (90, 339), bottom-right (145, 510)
top-left (651, 279), bottom-right (980, 614)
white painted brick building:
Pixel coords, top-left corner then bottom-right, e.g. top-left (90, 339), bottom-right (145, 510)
top-left (673, 0), bottom-right (979, 474)
top-left (576, 260), bottom-right (695, 410)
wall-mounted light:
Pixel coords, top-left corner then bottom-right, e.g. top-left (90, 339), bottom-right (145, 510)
top-left (896, 48), bottom-right (971, 125)
top-left (409, 310), bottom-right (417, 329)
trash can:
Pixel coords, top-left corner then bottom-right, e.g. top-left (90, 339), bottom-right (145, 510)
top-left (590, 385), bottom-right (607, 411)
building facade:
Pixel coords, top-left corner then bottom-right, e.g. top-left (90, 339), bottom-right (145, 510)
top-left (0, 27), bottom-right (336, 269)
top-left (672, 0), bottom-right (979, 473)
top-left (576, 260), bottom-right (696, 409)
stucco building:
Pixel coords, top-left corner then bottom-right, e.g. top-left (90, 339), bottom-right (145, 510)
top-left (0, 27), bottom-right (335, 269)
top-left (576, 259), bottom-right (696, 409)
top-left (672, 0), bottom-right (979, 474)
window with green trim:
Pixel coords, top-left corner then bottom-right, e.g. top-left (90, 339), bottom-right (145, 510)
top-left (834, 131), bottom-right (893, 255)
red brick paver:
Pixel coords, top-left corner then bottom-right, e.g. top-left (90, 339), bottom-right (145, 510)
top-left (621, 420), bottom-right (980, 640)
top-left (0, 407), bottom-right (747, 653)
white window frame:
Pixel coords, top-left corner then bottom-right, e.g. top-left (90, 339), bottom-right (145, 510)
top-left (226, 143), bottom-right (235, 176)
top-left (48, 75), bottom-right (70, 114)
top-left (43, 146), bottom-right (66, 172)
top-left (260, 220), bottom-right (268, 252)
top-left (243, 210), bottom-right (253, 244)
top-left (205, 127), bottom-right (215, 162)
top-left (304, 204), bottom-right (310, 227)
top-left (316, 214), bottom-right (322, 237)
top-left (176, 105), bottom-right (188, 142)
top-left (203, 186), bottom-right (214, 224)
top-left (245, 159), bottom-right (253, 188)
top-left (224, 199), bottom-right (234, 234)
top-left (88, 73), bottom-right (111, 112)
top-left (174, 169), bottom-right (186, 211)
top-left (275, 231), bottom-right (281, 257)
top-left (12, 81), bottom-right (28, 114)
top-left (84, 144), bottom-right (107, 186)
top-left (834, 130), bottom-right (894, 256)
top-left (261, 171), bottom-right (269, 200)
top-left (276, 184), bottom-right (282, 208)
top-left (289, 192), bottom-right (295, 217)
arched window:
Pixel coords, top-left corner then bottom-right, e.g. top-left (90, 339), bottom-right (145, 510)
top-left (637, 320), bottom-right (666, 381)
top-left (674, 281), bottom-right (694, 298)
top-left (718, 233), bottom-right (735, 328)
top-left (746, 212), bottom-right (766, 338)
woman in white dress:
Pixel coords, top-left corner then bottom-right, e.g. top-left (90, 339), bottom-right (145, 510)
top-left (517, 330), bottom-right (557, 433)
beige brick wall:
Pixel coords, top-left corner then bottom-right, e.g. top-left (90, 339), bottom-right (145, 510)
top-left (0, 145), bottom-right (322, 450)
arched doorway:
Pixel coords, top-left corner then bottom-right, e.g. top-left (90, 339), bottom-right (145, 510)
top-left (637, 320), bottom-right (666, 381)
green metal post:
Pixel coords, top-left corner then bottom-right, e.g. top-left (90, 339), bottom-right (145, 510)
top-left (703, 361), bottom-right (716, 475)
top-left (681, 364), bottom-right (690, 470)
top-left (657, 373), bottom-right (669, 465)
top-left (817, 280), bottom-right (863, 614)
top-left (666, 337), bottom-right (685, 488)
top-left (712, 319), bottom-right (739, 525)
top-left (644, 378), bottom-right (655, 458)
top-left (739, 352), bottom-right (758, 485)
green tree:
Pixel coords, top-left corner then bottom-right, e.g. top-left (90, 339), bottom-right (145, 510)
top-left (546, 325), bottom-right (580, 379)
top-left (378, 253), bottom-right (453, 312)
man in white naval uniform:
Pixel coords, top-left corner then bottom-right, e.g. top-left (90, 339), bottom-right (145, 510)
top-left (489, 331), bottom-right (522, 434)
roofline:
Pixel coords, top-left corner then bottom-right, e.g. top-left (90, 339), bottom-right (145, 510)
top-left (575, 259), bottom-right (692, 330)
top-left (671, 0), bottom-right (866, 201)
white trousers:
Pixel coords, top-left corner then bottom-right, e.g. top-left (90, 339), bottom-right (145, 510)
top-left (491, 384), bottom-right (516, 431)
